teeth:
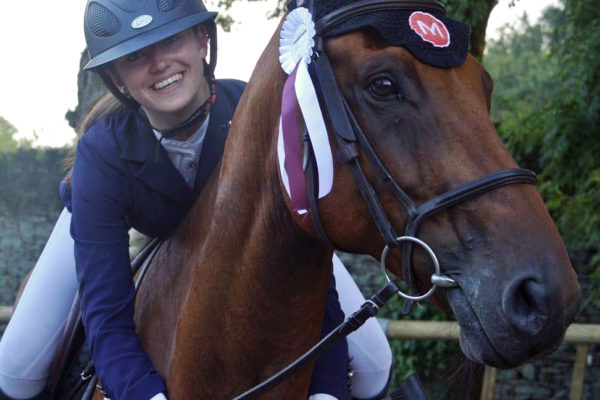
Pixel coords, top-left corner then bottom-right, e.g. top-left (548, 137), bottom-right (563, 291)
top-left (153, 73), bottom-right (182, 90)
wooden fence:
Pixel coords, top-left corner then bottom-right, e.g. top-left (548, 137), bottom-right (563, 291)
top-left (382, 320), bottom-right (600, 400)
top-left (0, 308), bottom-right (597, 399)
top-left (0, 306), bottom-right (11, 322)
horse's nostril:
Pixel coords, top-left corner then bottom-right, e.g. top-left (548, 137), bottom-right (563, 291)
top-left (501, 276), bottom-right (549, 336)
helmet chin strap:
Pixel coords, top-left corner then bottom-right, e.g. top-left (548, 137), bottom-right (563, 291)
top-left (133, 75), bottom-right (217, 163)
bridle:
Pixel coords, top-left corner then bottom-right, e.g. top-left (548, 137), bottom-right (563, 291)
top-left (230, 1), bottom-right (537, 398)
top-left (302, 0), bottom-right (537, 310)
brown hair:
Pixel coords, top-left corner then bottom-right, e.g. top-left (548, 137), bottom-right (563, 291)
top-left (64, 91), bottom-right (126, 181)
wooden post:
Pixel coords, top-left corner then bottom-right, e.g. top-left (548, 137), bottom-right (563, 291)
top-left (480, 365), bottom-right (497, 400)
top-left (569, 343), bottom-right (589, 400)
top-left (0, 306), bottom-right (12, 322)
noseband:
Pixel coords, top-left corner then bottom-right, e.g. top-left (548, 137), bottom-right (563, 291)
top-left (300, 0), bottom-right (537, 308)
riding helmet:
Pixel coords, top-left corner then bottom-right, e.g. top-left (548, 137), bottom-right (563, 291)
top-left (83, 0), bottom-right (218, 108)
top-left (84, 0), bottom-right (216, 70)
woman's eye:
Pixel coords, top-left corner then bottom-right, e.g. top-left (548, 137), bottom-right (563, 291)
top-left (164, 34), bottom-right (179, 44)
top-left (368, 78), bottom-right (400, 100)
top-left (126, 51), bottom-right (144, 63)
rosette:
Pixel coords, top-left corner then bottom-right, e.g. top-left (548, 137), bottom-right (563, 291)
top-left (277, 8), bottom-right (333, 214)
top-left (279, 7), bottom-right (316, 74)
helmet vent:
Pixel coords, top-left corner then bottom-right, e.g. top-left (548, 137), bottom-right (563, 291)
top-left (88, 2), bottom-right (121, 37)
top-left (157, 0), bottom-right (183, 12)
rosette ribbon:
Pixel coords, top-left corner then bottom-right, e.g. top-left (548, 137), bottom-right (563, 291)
top-left (277, 7), bottom-right (333, 213)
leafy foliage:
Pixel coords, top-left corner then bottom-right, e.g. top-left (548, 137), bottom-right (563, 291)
top-left (0, 148), bottom-right (68, 216)
top-left (442, 0), bottom-right (498, 60)
top-left (0, 116), bottom-right (37, 153)
top-left (0, 116), bottom-right (18, 154)
top-left (0, 148), bottom-right (68, 306)
top-left (485, 0), bottom-right (600, 316)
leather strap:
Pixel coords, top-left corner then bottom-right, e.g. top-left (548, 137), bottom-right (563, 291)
top-left (231, 280), bottom-right (402, 400)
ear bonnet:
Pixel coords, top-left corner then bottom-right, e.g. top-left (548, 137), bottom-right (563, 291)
top-left (290, 0), bottom-right (471, 68)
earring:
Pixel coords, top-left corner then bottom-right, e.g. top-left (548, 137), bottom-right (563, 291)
top-left (119, 85), bottom-right (130, 97)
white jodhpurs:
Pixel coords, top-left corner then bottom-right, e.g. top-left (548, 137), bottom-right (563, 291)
top-left (0, 208), bottom-right (78, 399)
top-left (332, 255), bottom-right (393, 400)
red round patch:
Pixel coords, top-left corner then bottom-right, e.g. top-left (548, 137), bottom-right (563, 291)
top-left (409, 11), bottom-right (451, 48)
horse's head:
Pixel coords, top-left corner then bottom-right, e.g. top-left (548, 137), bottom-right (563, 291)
top-left (281, 1), bottom-right (581, 369)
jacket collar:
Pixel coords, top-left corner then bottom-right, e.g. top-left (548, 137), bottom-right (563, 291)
top-left (120, 111), bottom-right (195, 206)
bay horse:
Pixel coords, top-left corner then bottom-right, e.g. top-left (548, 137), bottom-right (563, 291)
top-left (93, 1), bottom-right (581, 399)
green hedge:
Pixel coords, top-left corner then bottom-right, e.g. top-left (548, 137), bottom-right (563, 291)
top-left (0, 148), bottom-right (68, 305)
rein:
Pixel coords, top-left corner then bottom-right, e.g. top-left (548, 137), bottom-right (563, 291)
top-left (232, 279), bottom-right (402, 400)
top-left (231, 0), bottom-right (537, 398)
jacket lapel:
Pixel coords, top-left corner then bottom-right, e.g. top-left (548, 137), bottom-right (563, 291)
top-left (121, 114), bottom-right (195, 206)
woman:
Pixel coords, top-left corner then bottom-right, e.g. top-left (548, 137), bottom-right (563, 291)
top-left (0, 1), bottom-right (391, 399)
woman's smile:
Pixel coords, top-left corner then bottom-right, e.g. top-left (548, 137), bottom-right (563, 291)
top-left (152, 72), bottom-right (184, 91)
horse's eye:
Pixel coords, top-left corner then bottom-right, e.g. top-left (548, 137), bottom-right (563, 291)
top-left (368, 78), bottom-right (400, 100)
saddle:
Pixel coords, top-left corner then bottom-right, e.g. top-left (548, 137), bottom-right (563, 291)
top-left (45, 237), bottom-right (161, 400)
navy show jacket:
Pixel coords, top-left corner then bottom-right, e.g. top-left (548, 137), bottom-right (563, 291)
top-left (66, 79), bottom-right (349, 400)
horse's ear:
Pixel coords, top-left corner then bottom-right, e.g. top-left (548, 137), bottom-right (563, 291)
top-left (481, 66), bottom-right (494, 112)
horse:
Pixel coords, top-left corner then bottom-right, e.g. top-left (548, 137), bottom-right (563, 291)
top-left (91, 1), bottom-right (581, 399)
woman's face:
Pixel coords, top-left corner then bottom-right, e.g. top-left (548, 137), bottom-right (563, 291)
top-left (108, 27), bottom-right (209, 130)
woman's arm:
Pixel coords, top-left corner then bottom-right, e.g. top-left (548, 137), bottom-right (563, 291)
top-left (71, 132), bottom-right (166, 400)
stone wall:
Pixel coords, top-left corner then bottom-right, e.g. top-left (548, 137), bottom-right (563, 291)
top-left (493, 343), bottom-right (600, 400)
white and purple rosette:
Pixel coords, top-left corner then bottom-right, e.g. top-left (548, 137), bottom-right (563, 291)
top-left (277, 8), bottom-right (333, 214)
top-left (279, 7), bottom-right (315, 73)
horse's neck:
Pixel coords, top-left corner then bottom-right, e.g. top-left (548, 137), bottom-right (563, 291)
top-left (165, 27), bottom-right (335, 398)
top-left (206, 22), bottom-right (333, 326)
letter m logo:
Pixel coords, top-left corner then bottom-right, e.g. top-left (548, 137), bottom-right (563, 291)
top-left (409, 12), bottom-right (451, 48)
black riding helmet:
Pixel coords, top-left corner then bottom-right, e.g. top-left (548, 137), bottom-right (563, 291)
top-left (83, 0), bottom-right (218, 110)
